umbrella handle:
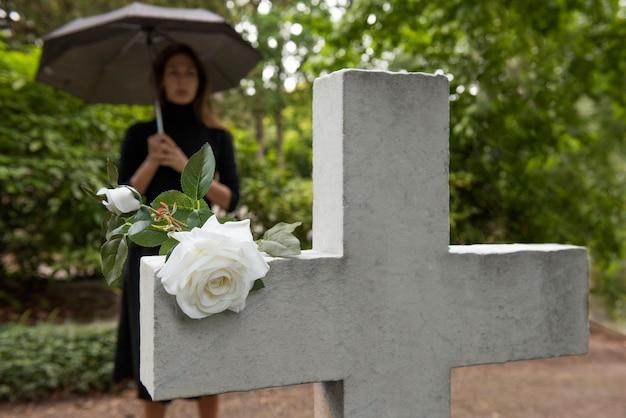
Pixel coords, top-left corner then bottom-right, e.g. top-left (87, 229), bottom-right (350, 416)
top-left (155, 99), bottom-right (164, 134)
top-left (144, 27), bottom-right (164, 134)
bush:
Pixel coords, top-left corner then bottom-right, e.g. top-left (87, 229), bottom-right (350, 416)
top-left (224, 125), bottom-right (313, 249)
top-left (0, 39), bottom-right (150, 282)
top-left (0, 322), bottom-right (116, 401)
top-left (0, 38), bottom-right (313, 285)
top-left (240, 163), bottom-right (312, 249)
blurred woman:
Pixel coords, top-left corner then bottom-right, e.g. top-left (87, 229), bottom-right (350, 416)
top-left (113, 43), bottom-right (240, 418)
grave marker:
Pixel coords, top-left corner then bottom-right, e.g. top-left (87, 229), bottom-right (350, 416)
top-left (140, 69), bottom-right (588, 418)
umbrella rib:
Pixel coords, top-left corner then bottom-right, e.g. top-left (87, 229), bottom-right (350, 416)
top-left (120, 31), bottom-right (144, 55)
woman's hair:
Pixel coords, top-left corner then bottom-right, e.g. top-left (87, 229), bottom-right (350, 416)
top-left (152, 43), bottom-right (225, 129)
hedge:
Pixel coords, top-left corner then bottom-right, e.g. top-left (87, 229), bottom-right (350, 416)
top-left (0, 321), bottom-right (116, 401)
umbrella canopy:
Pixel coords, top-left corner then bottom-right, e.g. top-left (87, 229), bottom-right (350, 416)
top-left (36, 2), bottom-right (262, 104)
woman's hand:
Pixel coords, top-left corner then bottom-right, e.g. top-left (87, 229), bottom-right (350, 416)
top-left (158, 135), bottom-right (189, 173)
top-left (146, 133), bottom-right (189, 173)
top-left (131, 133), bottom-right (170, 195)
top-left (147, 133), bottom-right (170, 164)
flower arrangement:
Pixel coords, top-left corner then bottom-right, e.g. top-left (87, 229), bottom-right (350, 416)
top-left (94, 144), bottom-right (302, 318)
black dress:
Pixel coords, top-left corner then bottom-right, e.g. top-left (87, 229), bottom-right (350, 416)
top-left (112, 100), bottom-right (240, 400)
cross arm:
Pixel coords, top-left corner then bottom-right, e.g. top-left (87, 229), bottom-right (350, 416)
top-left (441, 244), bottom-right (589, 368)
top-left (139, 251), bottom-right (348, 400)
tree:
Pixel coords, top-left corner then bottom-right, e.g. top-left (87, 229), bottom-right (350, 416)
top-left (219, 0), bottom-right (334, 168)
top-left (2, 0), bottom-right (624, 316)
top-left (310, 0), bottom-right (626, 315)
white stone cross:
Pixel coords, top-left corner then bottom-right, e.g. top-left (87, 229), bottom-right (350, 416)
top-left (139, 70), bottom-right (588, 418)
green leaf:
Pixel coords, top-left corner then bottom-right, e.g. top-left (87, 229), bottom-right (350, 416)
top-left (132, 206), bottom-right (152, 222)
top-left (100, 236), bottom-right (128, 287)
top-left (165, 245), bottom-right (176, 262)
top-left (102, 212), bottom-right (113, 237)
top-left (128, 206), bottom-right (151, 237)
top-left (128, 227), bottom-right (167, 247)
top-left (150, 190), bottom-right (195, 222)
top-left (128, 220), bottom-right (150, 237)
top-left (181, 143), bottom-right (215, 200)
top-left (108, 222), bottom-right (130, 239)
top-left (106, 158), bottom-right (118, 186)
top-left (159, 237), bottom-right (178, 256)
top-left (79, 183), bottom-right (100, 201)
top-left (150, 190), bottom-right (195, 210)
top-left (256, 222), bottom-right (302, 257)
top-left (104, 214), bottom-right (124, 240)
top-left (186, 207), bottom-right (213, 229)
top-left (251, 279), bottom-right (265, 292)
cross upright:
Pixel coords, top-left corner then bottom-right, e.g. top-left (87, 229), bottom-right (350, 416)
top-left (139, 69), bottom-right (588, 418)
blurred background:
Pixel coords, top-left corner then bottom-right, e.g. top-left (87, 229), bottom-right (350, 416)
top-left (0, 0), bottom-right (624, 412)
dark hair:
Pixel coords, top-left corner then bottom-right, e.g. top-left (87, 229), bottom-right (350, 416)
top-left (152, 43), bottom-right (224, 128)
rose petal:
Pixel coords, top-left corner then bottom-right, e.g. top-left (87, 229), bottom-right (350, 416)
top-left (216, 219), bottom-right (254, 243)
top-left (200, 215), bottom-right (221, 232)
top-left (176, 291), bottom-right (210, 319)
top-left (110, 187), bottom-right (140, 213)
top-left (169, 230), bottom-right (194, 244)
top-left (159, 242), bottom-right (206, 293)
top-left (201, 216), bottom-right (253, 243)
top-left (101, 199), bottom-right (121, 215)
top-left (162, 213), bottom-right (270, 319)
top-left (240, 242), bottom-right (270, 279)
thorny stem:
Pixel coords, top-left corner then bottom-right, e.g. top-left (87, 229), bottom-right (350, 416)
top-left (141, 202), bottom-right (189, 232)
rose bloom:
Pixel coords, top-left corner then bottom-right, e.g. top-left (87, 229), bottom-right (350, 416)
top-left (96, 185), bottom-right (141, 214)
top-left (157, 215), bottom-right (270, 319)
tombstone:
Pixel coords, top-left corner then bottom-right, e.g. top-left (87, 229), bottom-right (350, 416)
top-left (139, 69), bottom-right (589, 418)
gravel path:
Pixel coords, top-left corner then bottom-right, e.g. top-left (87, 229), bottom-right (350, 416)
top-left (450, 321), bottom-right (626, 417)
top-left (1, 322), bottom-right (624, 418)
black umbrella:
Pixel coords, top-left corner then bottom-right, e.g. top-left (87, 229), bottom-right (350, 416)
top-left (36, 2), bottom-right (261, 133)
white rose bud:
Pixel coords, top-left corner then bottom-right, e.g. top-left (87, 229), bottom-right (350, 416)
top-left (157, 215), bottom-right (270, 319)
top-left (96, 185), bottom-right (141, 215)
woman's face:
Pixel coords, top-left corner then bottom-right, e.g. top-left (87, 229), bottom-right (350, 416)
top-left (162, 53), bottom-right (199, 105)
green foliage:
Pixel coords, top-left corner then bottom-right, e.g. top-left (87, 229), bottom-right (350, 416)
top-left (220, 121), bottom-right (311, 247)
top-left (314, 0), bottom-right (626, 317)
top-left (0, 38), bottom-right (150, 281)
top-left (99, 145), bottom-right (222, 284)
top-left (181, 143), bottom-right (216, 200)
top-left (0, 322), bottom-right (116, 401)
top-left (1, 0), bottom-right (624, 317)
top-left (251, 278), bottom-right (265, 292)
top-left (100, 235), bottom-right (127, 287)
top-left (238, 158), bottom-right (313, 250)
top-left (257, 221), bottom-right (303, 257)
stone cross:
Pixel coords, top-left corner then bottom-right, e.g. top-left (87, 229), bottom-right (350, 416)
top-left (139, 69), bottom-right (588, 418)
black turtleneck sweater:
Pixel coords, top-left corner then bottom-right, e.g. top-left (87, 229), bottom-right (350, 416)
top-left (117, 100), bottom-right (240, 212)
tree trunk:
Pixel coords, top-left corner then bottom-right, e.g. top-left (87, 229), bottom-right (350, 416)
top-left (275, 107), bottom-right (284, 169)
top-left (254, 110), bottom-right (265, 160)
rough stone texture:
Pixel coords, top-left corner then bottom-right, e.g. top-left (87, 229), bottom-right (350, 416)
top-left (140, 69), bottom-right (589, 417)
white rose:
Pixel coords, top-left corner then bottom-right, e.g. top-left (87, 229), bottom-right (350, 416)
top-left (96, 185), bottom-right (141, 214)
top-left (157, 215), bottom-right (270, 319)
